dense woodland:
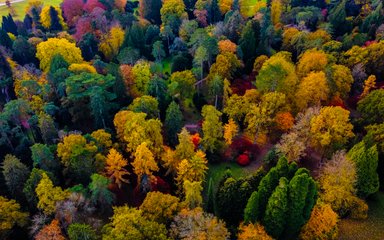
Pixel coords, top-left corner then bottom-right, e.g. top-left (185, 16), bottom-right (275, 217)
top-left (1, 0), bottom-right (384, 239)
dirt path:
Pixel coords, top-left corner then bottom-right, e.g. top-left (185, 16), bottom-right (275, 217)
top-left (0, 0), bottom-right (25, 7)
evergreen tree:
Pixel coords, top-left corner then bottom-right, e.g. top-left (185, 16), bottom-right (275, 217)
top-left (79, 33), bottom-right (99, 61)
top-left (49, 6), bottom-right (62, 31)
top-left (2, 154), bottom-right (30, 200)
top-left (0, 29), bottom-right (12, 49)
top-left (329, 0), bottom-right (351, 37)
top-left (206, 177), bottom-right (215, 213)
top-left (239, 20), bottom-right (260, 70)
top-left (1, 14), bottom-right (18, 35)
top-left (210, 0), bottom-right (221, 24)
top-left (165, 101), bottom-right (183, 146)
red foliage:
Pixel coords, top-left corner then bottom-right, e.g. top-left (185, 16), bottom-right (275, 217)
top-left (237, 154), bottom-right (250, 166)
top-left (328, 95), bottom-right (346, 109)
top-left (194, 9), bottom-right (208, 27)
top-left (73, 16), bottom-right (92, 41)
top-left (231, 78), bottom-right (255, 95)
top-left (151, 176), bottom-right (171, 193)
top-left (225, 135), bottom-right (260, 162)
top-left (83, 0), bottom-right (106, 13)
top-left (191, 133), bottom-right (201, 150)
top-left (61, 0), bottom-right (84, 26)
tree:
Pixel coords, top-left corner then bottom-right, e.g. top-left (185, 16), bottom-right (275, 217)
top-left (160, 0), bottom-right (186, 33)
top-left (320, 151), bottom-right (366, 217)
top-left (152, 41), bottom-right (166, 62)
top-left (239, 20), bottom-right (259, 67)
top-left (271, 0), bottom-right (282, 25)
top-left (90, 129), bottom-right (112, 152)
top-left (57, 134), bottom-right (98, 183)
top-left (237, 223), bottom-right (273, 240)
top-left (99, 26), bottom-right (125, 61)
top-left (263, 178), bottom-right (289, 239)
top-left (193, 46), bottom-right (209, 80)
top-left (364, 123), bottom-right (384, 153)
top-left (105, 148), bottom-right (130, 188)
top-left (208, 75), bottom-right (224, 108)
top-left (165, 101), bottom-right (183, 146)
top-left (30, 143), bottom-right (59, 174)
top-left (12, 37), bottom-right (36, 65)
top-left (35, 219), bottom-right (65, 240)
top-left (35, 173), bottom-right (68, 215)
top-left (23, 168), bottom-right (55, 209)
top-left (295, 71), bottom-right (330, 110)
top-left (347, 141), bottom-right (379, 198)
top-left (360, 75), bottom-right (376, 99)
top-left (296, 49), bottom-right (328, 78)
top-left (175, 127), bottom-right (195, 161)
top-left (61, 0), bottom-right (85, 26)
top-left (36, 38), bottom-right (83, 71)
top-left (139, 0), bottom-right (162, 24)
top-left (89, 174), bottom-right (114, 208)
top-left (255, 53), bottom-right (298, 101)
top-left (170, 207), bottom-right (230, 240)
top-left (329, 0), bottom-right (350, 37)
top-left (132, 142), bottom-right (159, 189)
top-left (299, 203), bottom-right (339, 240)
top-left (68, 223), bottom-right (97, 240)
top-left (201, 105), bottom-right (223, 153)
top-left (224, 118), bottom-right (238, 145)
top-left (131, 60), bottom-right (152, 97)
top-left (128, 95), bottom-right (160, 119)
top-left (357, 89), bottom-right (384, 125)
top-left (183, 180), bottom-right (203, 209)
top-left (329, 64), bottom-right (354, 99)
top-left (2, 154), bottom-right (30, 199)
top-left (0, 196), bottom-right (28, 238)
top-left (310, 106), bottom-right (354, 152)
top-left (102, 206), bottom-right (170, 240)
top-left (169, 70), bottom-right (196, 100)
top-left (175, 150), bottom-right (208, 185)
top-left (0, 29), bottom-right (12, 49)
top-left (65, 73), bottom-right (116, 128)
top-left (40, 6), bottom-right (66, 31)
top-left (276, 132), bottom-right (306, 163)
top-left (140, 191), bottom-right (180, 224)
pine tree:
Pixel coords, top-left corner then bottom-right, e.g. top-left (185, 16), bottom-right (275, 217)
top-left (210, 0), bottom-right (221, 24)
top-left (165, 101), bottom-right (183, 146)
top-left (49, 6), bottom-right (62, 31)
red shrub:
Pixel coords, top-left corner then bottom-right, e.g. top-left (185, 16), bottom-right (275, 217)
top-left (151, 176), bottom-right (170, 193)
top-left (191, 133), bottom-right (201, 150)
top-left (237, 154), bottom-right (250, 166)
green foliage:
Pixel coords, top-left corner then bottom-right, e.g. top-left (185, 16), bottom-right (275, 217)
top-left (347, 141), bottom-right (379, 198)
top-left (357, 89), bottom-right (384, 125)
top-left (165, 101), bottom-right (183, 146)
top-left (2, 154), bottom-right (30, 200)
top-left (68, 223), bottom-right (97, 240)
top-left (88, 174), bottom-right (114, 209)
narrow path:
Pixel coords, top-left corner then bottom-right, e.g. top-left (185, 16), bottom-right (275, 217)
top-left (0, 0), bottom-right (25, 7)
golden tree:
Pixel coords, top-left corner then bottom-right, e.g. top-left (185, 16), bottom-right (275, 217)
top-left (132, 142), bottom-right (159, 185)
top-left (105, 148), bottom-right (130, 188)
top-left (35, 219), bottom-right (66, 240)
top-left (0, 196), bottom-right (28, 237)
top-left (224, 119), bottom-right (238, 145)
top-left (237, 223), bottom-right (273, 240)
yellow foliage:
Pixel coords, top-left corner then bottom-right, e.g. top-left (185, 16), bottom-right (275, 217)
top-left (218, 39), bottom-right (237, 53)
top-left (113, 110), bottom-right (130, 143)
top-left (57, 134), bottom-right (97, 167)
top-left (295, 71), bottom-right (329, 110)
top-left (0, 196), bottom-right (28, 236)
top-left (310, 107), bottom-right (354, 149)
top-left (36, 38), bottom-right (83, 71)
top-left (271, 0), bottom-right (282, 25)
top-left (360, 75), bottom-right (376, 99)
top-left (132, 142), bottom-right (159, 185)
top-left (25, 0), bottom-right (43, 15)
top-left (297, 49), bottom-right (328, 78)
top-left (140, 191), bottom-right (181, 223)
top-left (7, 32), bottom-right (16, 41)
top-left (40, 6), bottom-right (67, 30)
top-left (237, 222), bottom-right (273, 240)
top-left (68, 63), bottom-right (97, 74)
top-left (105, 148), bottom-right (130, 188)
top-left (160, 0), bottom-right (187, 27)
top-left (224, 119), bottom-right (238, 145)
top-left (175, 150), bottom-right (208, 186)
top-left (91, 129), bottom-right (113, 151)
top-left (35, 173), bottom-right (68, 215)
top-left (161, 146), bottom-right (180, 176)
top-left (99, 26), bottom-right (125, 61)
top-left (219, 0), bottom-right (233, 14)
top-left (183, 180), bottom-right (203, 209)
top-left (299, 203), bottom-right (338, 240)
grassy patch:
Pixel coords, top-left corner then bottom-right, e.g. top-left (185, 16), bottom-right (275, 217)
top-left (339, 192), bottom-right (384, 240)
top-left (0, 0), bottom-right (62, 23)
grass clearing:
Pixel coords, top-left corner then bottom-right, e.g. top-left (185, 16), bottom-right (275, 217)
top-left (339, 191), bottom-right (384, 240)
top-left (0, 0), bottom-right (62, 23)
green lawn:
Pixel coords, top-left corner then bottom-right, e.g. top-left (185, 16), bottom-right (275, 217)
top-left (0, 0), bottom-right (62, 22)
top-left (339, 192), bottom-right (384, 240)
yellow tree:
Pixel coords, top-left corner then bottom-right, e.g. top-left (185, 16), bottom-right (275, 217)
top-left (175, 150), bottom-right (208, 186)
top-left (219, 0), bottom-right (233, 14)
top-left (0, 196), bottom-right (28, 237)
top-left (271, 0), bottom-right (282, 25)
top-left (360, 75), bottom-right (376, 98)
top-left (310, 106), bottom-right (354, 152)
top-left (218, 39), bottom-right (237, 53)
top-left (140, 191), bottom-right (181, 224)
top-left (295, 71), bottom-right (330, 110)
top-left (175, 127), bottom-right (196, 161)
top-left (201, 105), bottom-right (223, 153)
top-left (131, 60), bottom-right (152, 97)
top-left (299, 203), bottom-right (339, 240)
top-left (99, 25), bottom-right (125, 61)
top-left (160, 0), bottom-right (186, 28)
top-left (161, 146), bottom-right (180, 176)
top-left (237, 223), bottom-right (273, 240)
top-left (183, 180), bottom-right (203, 209)
top-left (35, 173), bottom-right (68, 215)
top-left (113, 110), bottom-right (130, 143)
top-left (90, 129), bottom-right (113, 153)
top-left (329, 64), bottom-right (354, 99)
top-left (36, 38), bottom-right (83, 71)
top-left (40, 6), bottom-right (66, 30)
top-left (68, 63), bottom-right (97, 74)
top-left (224, 119), bottom-right (238, 145)
top-left (105, 148), bottom-right (130, 188)
top-left (296, 49), bottom-right (328, 78)
top-left (132, 142), bottom-right (159, 186)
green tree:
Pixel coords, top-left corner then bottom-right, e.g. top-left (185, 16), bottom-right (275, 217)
top-left (23, 168), bottom-right (53, 209)
top-left (2, 154), bottom-right (30, 200)
top-left (128, 95), bottom-right (160, 119)
top-left (347, 141), bottom-right (379, 198)
top-left (152, 41), bottom-right (166, 62)
top-left (263, 177), bottom-right (289, 239)
top-left (30, 143), bottom-right (59, 174)
top-left (357, 89), bottom-right (384, 125)
top-left (88, 174), bottom-right (114, 209)
top-left (193, 46), bottom-right (209, 80)
top-left (68, 223), bottom-right (97, 240)
top-left (165, 101), bottom-right (183, 146)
